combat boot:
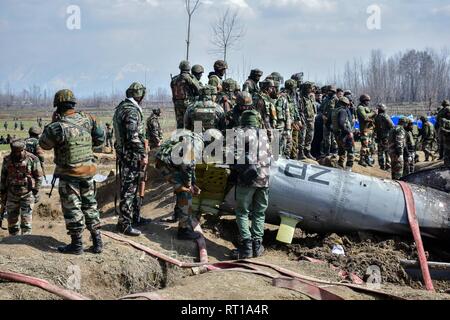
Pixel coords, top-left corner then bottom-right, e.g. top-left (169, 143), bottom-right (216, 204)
top-left (358, 159), bottom-right (368, 167)
top-left (305, 151), bottom-right (316, 161)
top-left (90, 230), bottom-right (103, 254)
top-left (298, 150), bottom-right (307, 160)
top-left (231, 239), bottom-right (253, 259)
top-left (177, 228), bottom-right (201, 240)
top-left (116, 224), bottom-right (141, 237)
top-left (252, 239), bottom-right (265, 258)
top-left (58, 234), bottom-right (84, 255)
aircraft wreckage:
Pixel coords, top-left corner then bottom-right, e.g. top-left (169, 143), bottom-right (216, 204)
top-left (222, 159), bottom-right (450, 243)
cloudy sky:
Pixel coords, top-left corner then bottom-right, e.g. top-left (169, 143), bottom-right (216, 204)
top-left (0, 0), bottom-right (449, 97)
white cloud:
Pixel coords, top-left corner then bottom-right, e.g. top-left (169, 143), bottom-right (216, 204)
top-left (227, 0), bottom-right (250, 8)
top-left (432, 5), bottom-right (450, 16)
top-left (115, 63), bottom-right (152, 81)
top-left (260, 0), bottom-right (337, 12)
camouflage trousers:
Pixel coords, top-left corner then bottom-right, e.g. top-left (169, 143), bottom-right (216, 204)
top-left (377, 138), bottom-right (391, 169)
top-left (277, 129), bottom-right (292, 159)
top-left (6, 191), bottom-right (35, 235)
top-left (299, 120), bottom-right (315, 153)
top-left (172, 171), bottom-right (195, 231)
top-left (360, 129), bottom-right (374, 161)
top-left (174, 101), bottom-right (189, 129)
top-left (336, 133), bottom-right (355, 168)
top-left (389, 153), bottom-right (404, 180)
top-left (235, 186), bottom-right (269, 241)
top-left (290, 129), bottom-right (300, 159)
top-left (118, 156), bottom-right (140, 228)
top-left (59, 176), bottom-right (100, 235)
top-left (321, 125), bottom-right (337, 156)
top-left (422, 140), bottom-right (434, 161)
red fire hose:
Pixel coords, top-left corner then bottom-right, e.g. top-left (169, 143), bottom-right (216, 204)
top-left (398, 181), bottom-right (434, 292)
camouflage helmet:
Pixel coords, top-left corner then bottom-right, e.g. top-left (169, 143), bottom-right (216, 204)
top-left (240, 110), bottom-right (261, 128)
top-left (191, 64), bottom-right (204, 74)
top-left (236, 91), bottom-right (253, 106)
top-left (214, 60), bottom-right (228, 71)
top-left (250, 69), bottom-right (263, 77)
top-left (54, 89), bottom-right (76, 107)
top-left (199, 85), bottom-right (217, 97)
top-left (291, 73), bottom-right (304, 82)
top-left (442, 100), bottom-right (450, 107)
top-left (377, 103), bottom-right (387, 112)
top-left (270, 72), bottom-right (284, 84)
top-left (284, 79), bottom-right (297, 90)
top-left (29, 126), bottom-right (42, 136)
top-left (10, 139), bottom-right (26, 151)
top-left (260, 79), bottom-right (276, 90)
top-left (126, 82), bottom-right (146, 99)
top-left (360, 94), bottom-right (371, 102)
top-left (300, 81), bottom-right (315, 92)
top-left (339, 97), bottom-right (351, 106)
top-left (179, 60), bottom-right (191, 72)
top-left (223, 78), bottom-right (239, 92)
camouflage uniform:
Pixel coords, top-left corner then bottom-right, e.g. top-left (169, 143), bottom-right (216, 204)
top-left (171, 61), bottom-right (201, 129)
top-left (231, 91), bottom-right (256, 129)
top-left (436, 103), bottom-right (447, 159)
top-left (0, 142), bottom-right (43, 235)
top-left (374, 108), bottom-right (394, 170)
top-left (388, 120), bottom-right (407, 180)
top-left (113, 83), bottom-right (148, 234)
top-left (242, 69), bottom-right (263, 95)
top-left (320, 91), bottom-right (338, 156)
top-left (356, 95), bottom-right (376, 166)
top-left (191, 64), bottom-right (205, 89)
top-left (25, 137), bottom-right (45, 163)
top-left (217, 79), bottom-right (238, 127)
top-left (438, 106), bottom-right (450, 167)
top-left (419, 117), bottom-right (436, 161)
top-left (284, 80), bottom-right (301, 159)
top-left (332, 98), bottom-right (355, 169)
top-left (254, 80), bottom-right (277, 131)
top-left (208, 60), bottom-right (228, 93)
top-left (105, 125), bottom-right (114, 148)
top-left (146, 110), bottom-right (163, 149)
top-left (274, 92), bottom-right (292, 158)
top-left (298, 82), bottom-right (316, 159)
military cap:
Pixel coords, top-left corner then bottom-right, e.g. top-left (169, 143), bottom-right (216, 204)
top-left (179, 60), bottom-right (191, 72)
top-left (191, 64), bottom-right (204, 74)
top-left (29, 126), bottom-right (42, 136)
top-left (126, 82), bottom-right (146, 99)
top-left (301, 81), bottom-right (315, 91)
top-left (214, 60), bottom-right (228, 71)
top-left (236, 91), bottom-right (253, 106)
top-left (10, 139), bottom-right (26, 151)
top-left (54, 89), bottom-right (76, 107)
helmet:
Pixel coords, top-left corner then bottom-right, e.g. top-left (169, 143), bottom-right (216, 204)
top-left (236, 91), bottom-right (253, 106)
top-left (291, 73), bottom-right (304, 82)
top-left (29, 126), bottom-right (42, 136)
top-left (179, 60), bottom-right (191, 72)
top-left (377, 104), bottom-right (387, 112)
top-left (126, 82), bottom-right (146, 99)
top-left (214, 60), bottom-right (228, 71)
top-left (339, 97), bottom-right (350, 106)
top-left (300, 81), bottom-right (315, 92)
top-left (359, 94), bottom-right (371, 102)
top-left (54, 89), bottom-right (77, 107)
top-left (10, 139), bottom-right (26, 151)
top-left (250, 69), bottom-right (263, 77)
top-left (442, 100), bottom-right (450, 107)
top-left (260, 79), bottom-right (276, 90)
top-left (199, 85), bottom-right (217, 97)
top-left (191, 64), bottom-right (204, 74)
top-left (240, 110), bottom-right (261, 127)
top-left (270, 72), bottom-right (284, 84)
top-left (344, 90), bottom-right (352, 96)
top-left (321, 85), bottom-right (330, 94)
top-left (328, 85), bottom-right (337, 93)
top-left (223, 78), bottom-right (238, 92)
top-left (153, 108), bottom-right (161, 115)
top-left (284, 79), bottom-right (297, 90)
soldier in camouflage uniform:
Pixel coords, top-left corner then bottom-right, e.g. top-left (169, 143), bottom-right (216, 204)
top-left (208, 60), bottom-right (228, 93)
top-left (170, 61), bottom-right (201, 129)
top-left (254, 79), bottom-right (277, 132)
top-left (105, 123), bottom-right (114, 149)
top-left (25, 127), bottom-right (45, 164)
top-left (436, 100), bottom-right (449, 160)
top-left (155, 132), bottom-right (204, 240)
top-left (231, 110), bottom-right (271, 259)
top-left (320, 86), bottom-right (339, 157)
top-left (191, 64), bottom-right (205, 88)
top-left (113, 82), bottom-right (151, 237)
top-left (272, 79), bottom-right (291, 158)
top-left (388, 117), bottom-right (408, 180)
top-left (243, 69), bottom-right (263, 95)
top-left (439, 105), bottom-right (450, 167)
top-left (331, 97), bottom-right (355, 170)
top-left (404, 119), bottom-right (416, 176)
top-left (298, 82), bottom-right (317, 160)
top-left (184, 85), bottom-right (226, 134)
top-left (40, 89), bottom-right (104, 254)
top-left (0, 140), bottom-right (43, 235)
top-left (146, 108), bottom-right (163, 150)
top-left (217, 78), bottom-right (239, 127)
top-left (356, 94), bottom-right (376, 167)
top-left (284, 80), bottom-right (301, 159)
top-left (374, 104), bottom-right (394, 170)
top-left (419, 115), bottom-right (436, 162)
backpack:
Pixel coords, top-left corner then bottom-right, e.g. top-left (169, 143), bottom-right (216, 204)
top-left (191, 101), bottom-right (217, 131)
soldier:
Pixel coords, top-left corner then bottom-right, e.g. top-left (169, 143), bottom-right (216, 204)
top-left (243, 69), bottom-right (263, 95)
top-left (14, 121), bottom-right (18, 131)
top-left (298, 82), bottom-right (317, 160)
top-left (419, 116), bottom-right (436, 162)
top-left (284, 80), bottom-right (301, 159)
top-left (191, 64), bottom-right (205, 88)
top-left (0, 140), bottom-right (43, 236)
top-left (105, 123), bottom-right (114, 149)
top-left (170, 61), bottom-right (201, 129)
top-left (3, 121), bottom-right (7, 131)
top-left (25, 127), bottom-right (45, 163)
top-left (146, 108), bottom-right (163, 150)
top-left (39, 89), bottom-right (104, 254)
top-left (436, 100), bottom-right (449, 160)
top-left (155, 132), bottom-right (204, 240)
top-left (374, 104), bottom-right (394, 170)
top-left (388, 117), bottom-right (408, 180)
top-left (404, 119), bottom-right (416, 176)
top-left (231, 110), bottom-right (271, 259)
top-left (439, 104), bottom-right (450, 167)
top-left (356, 94), bottom-right (376, 167)
top-left (217, 78), bottom-right (239, 115)
top-left (113, 82), bottom-right (151, 237)
top-left (208, 60), bottom-right (228, 93)
top-left (0, 136), bottom-right (5, 144)
top-left (184, 85), bottom-right (226, 133)
top-left (320, 85), bottom-right (338, 157)
top-left (253, 79), bottom-right (277, 134)
top-left (231, 91), bottom-right (256, 129)
top-left (291, 73), bottom-right (304, 89)
top-left (332, 97), bottom-right (355, 171)
top-left (6, 134), bottom-right (12, 144)
top-left (273, 81), bottom-right (291, 158)
top-left (20, 122), bottom-right (24, 131)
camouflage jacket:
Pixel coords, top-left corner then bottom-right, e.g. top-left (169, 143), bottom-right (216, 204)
top-left (0, 152), bottom-right (43, 196)
top-left (388, 126), bottom-right (406, 156)
top-left (105, 127), bottom-right (114, 139)
top-left (25, 137), bottom-right (45, 163)
top-left (321, 95), bottom-right (338, 125)
top-left (217, 92), bottom-right (236, 114)
top-left (286, 92), bottom-right (300, 122)
top-left (113, 98), bottom-right (146, 159)
top-left (374, 113), bottom-right (394, 140)
top-left (146, 114), bottom-right (163, 148)
top-left (40, 110), bottom-right (104, 178)
top-left (242, 79), bottom-right (259, 95)
top-left (254, 93), bottom-right (276, 130)
top-left (420, 122), bottom-right (435, 141)
top-left (357, 105), bottom-right (376, 131)
top-left (299, 95), bottom-right (316, 122)
top-left (405, 130), bottom-right (416, 153)
top-left (184, 99), bottom-right (226, 133)
top-left (274, 94), bottom-right (291, 130)
top-left (208, 73), bottom-right (223, 92)
top-left (171, 72), bottom-right (200, 102)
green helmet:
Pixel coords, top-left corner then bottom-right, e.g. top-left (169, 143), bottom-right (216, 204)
top-left (250, 69), bottom-right (263, 77)
top-left (29, 126), bottom-right (42, 136)
top-left (240, 110), bottom-right (261, 127)
top-left (442, 100), bottom-right (450, 107)
top-left (236, 91), bottom-right (253, 106)
top-left (377, 104), bottom-right (387, 112)
top-left (179, 60), bottom-right (191, 72)
top-left (284, 79), bottom-right (297, 90)
top-left (270, 72), bottom-right (284, 84)
top-left (339, 97), bottom-right (350, 106)
top-left (54, 89), bottom-right (76, 107)
top-left (214, 60), bottom-right (228, 71)
top-left (260, 79), bottom-right (276, 90)
top-left (360, 94), bottom-right (371, 102)
top-left (300, 81), bottom-right (315, 92)
top-left (291, 73), bottom-right (304, 82)
top-left (199, 85), bottom-right (217, 98)
top-left (191, 64), bottom-right (204, 74)
top-left (126, 82), bottom-right (146, 99)
top-left (223, 78), bottom-right (238, 92)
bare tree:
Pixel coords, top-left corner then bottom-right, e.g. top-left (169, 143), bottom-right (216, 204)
top-left (185, 0), bottom-right (201, 61)
top-left (210, 8), bottom-right (245, 64)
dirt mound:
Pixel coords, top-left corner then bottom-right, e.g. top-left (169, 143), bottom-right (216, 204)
top-left (35, 203), bottom-right (61, 220)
